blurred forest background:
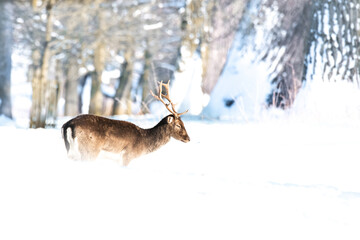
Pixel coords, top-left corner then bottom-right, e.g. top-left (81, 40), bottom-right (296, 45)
top-left (0, 0), bottom-right (359, 128)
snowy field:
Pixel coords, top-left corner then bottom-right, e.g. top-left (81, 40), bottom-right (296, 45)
top-left (1, 71), bottom-right (360, 240)
top-left (1, 112), bottom-right (360, 240)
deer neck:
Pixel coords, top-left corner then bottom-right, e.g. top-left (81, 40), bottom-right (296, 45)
top-left (144, 122), bottom-right (171, 153)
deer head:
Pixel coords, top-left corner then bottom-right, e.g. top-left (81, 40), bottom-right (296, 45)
top-left (151, 80), bottom-right (190, 143)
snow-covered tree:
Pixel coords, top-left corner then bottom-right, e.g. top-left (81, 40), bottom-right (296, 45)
top-left (263, 0), bottom-right (313, 108)
top-left (204, 0), bottom-right (360, 119)
top-left (265, 0), bottom-right (360, 107)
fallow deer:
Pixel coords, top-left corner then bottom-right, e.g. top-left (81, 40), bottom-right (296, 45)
top-left (61, 81), bottom-right (190, 166)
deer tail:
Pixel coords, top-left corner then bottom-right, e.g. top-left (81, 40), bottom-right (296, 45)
top-left (62, 125), bottom-right (72, 153)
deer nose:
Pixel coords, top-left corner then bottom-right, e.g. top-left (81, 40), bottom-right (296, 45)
top-left (183, 135), bottom-right (190, 143)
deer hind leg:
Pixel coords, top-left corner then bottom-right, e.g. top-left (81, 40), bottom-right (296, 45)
top-left (76, 138), bottom-right (101, 161)
top-left (80, 150), bottom-right (99, 161)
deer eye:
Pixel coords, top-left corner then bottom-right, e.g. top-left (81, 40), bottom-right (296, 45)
top-left (175, 124), bottom-right (181, 129)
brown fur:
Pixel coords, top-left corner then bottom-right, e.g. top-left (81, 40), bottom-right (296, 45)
top-left (61, 114), bottom-right (190, 165)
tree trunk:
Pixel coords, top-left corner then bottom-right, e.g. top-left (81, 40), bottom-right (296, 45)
top-left (89, 42), bottom-right (105, 115)
top-left (139, 47), bottom-right (152, 114)
top-left (264, 0), bottom-right (313, 108)
top-left (0, 1), bottom-right (12, 119)
top-left (29, 49), bottom-right (41, 128)
top-left (112, 49), bottom-right (134, 115)
top-left (89, 43), bottom-right (105, 115)
top-left (64, 56), bottom-right (79, 116)
top-left (89, 70), bottom-right (103, 115)
top-left (45, 58), bottom-right (59, 127)
top-left (89, 7), bottom-right (105, 115)
top-left (30, 0), bottom-right (56, 128)
top-left (202, 0), bottom-right (248, 95)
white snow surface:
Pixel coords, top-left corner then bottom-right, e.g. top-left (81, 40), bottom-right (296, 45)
top-left (4, 49), bottom-right (360, 240)
top-left (1, 109), bottom-right (360, 240)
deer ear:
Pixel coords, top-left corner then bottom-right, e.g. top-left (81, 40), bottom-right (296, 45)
top-left (167, 116), bottom-right (174, 124)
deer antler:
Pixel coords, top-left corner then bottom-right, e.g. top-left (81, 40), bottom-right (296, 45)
top-left (150, 80), bottom-right (188, 118)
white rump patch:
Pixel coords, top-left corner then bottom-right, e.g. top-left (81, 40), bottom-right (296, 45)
top-left (66, 128), bottom-right (81, 160)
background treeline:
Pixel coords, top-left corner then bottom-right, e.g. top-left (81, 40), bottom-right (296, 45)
top-left (0, 0), bottom-right (359, 127)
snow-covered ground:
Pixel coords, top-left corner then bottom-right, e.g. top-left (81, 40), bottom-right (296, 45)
top-left (3, 49), bottom-right (360, 240)
top-left (1, 110), bottom-right (360, 240)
